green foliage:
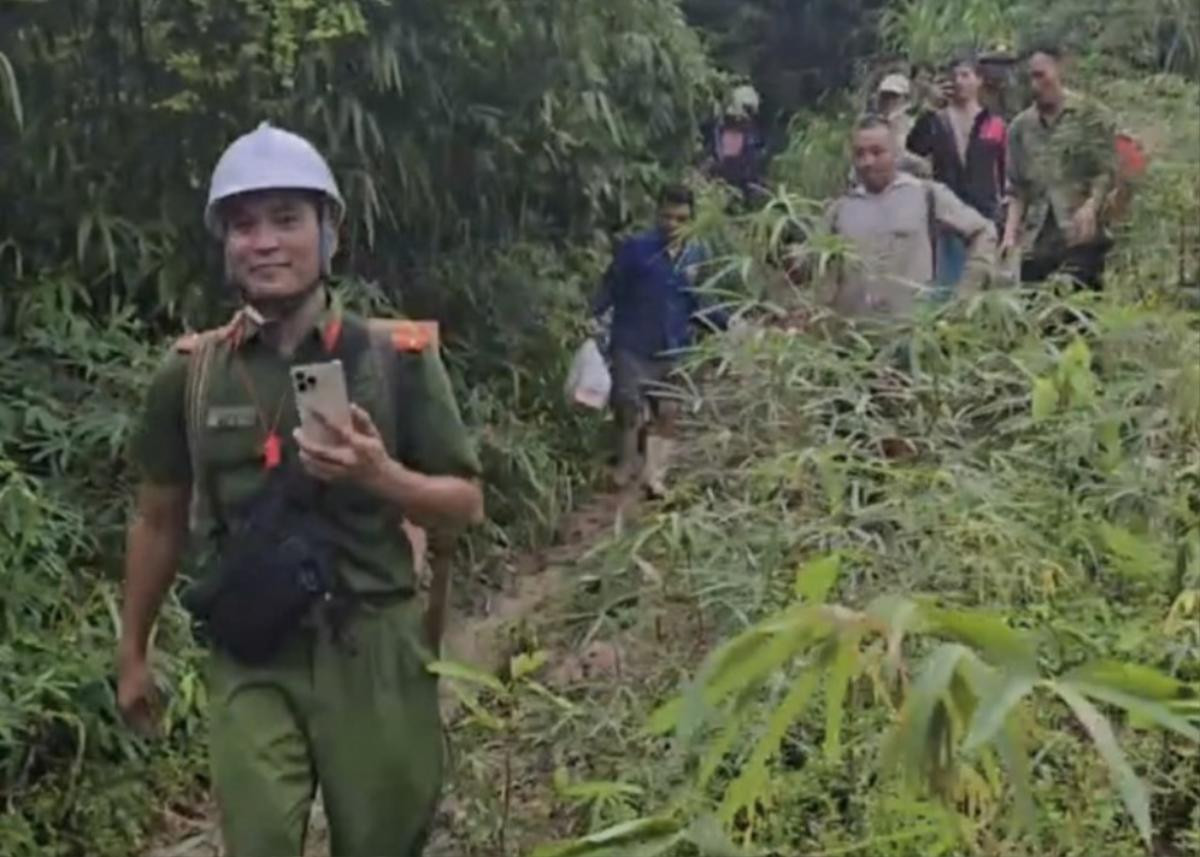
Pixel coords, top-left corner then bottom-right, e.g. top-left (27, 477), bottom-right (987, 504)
top-left (530, 64), bottom-right (1200, 857)
top-left (0, 282), bottom-right (206, 857)
top-left (767, 110), bottom-right (854, 201)
top-left (880, 0), bottom-right (1017, 66)
top-left (878, 0), bottom-right (1200, 78)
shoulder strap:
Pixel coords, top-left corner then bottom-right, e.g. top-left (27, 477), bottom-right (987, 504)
top-left (366, 317), bottom-right (454, 647)
top-left (179, 323), bottom-right (234, 533)
top-left (925, 181), bottom-right (939, 279)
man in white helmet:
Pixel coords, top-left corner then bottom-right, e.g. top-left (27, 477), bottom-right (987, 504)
top-left (116, 122), bottom-right (483, 856)
top-left (704, 83), bottom-right (767, 199)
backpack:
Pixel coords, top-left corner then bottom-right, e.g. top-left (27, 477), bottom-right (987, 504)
top-left (1105, 131), bottom-right (1148, 224)
top-left (173, 312), bottom-right (452, 646)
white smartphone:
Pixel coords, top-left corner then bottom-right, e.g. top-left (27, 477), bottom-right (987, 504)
top-left (290, 360), bottom-right (352, 445)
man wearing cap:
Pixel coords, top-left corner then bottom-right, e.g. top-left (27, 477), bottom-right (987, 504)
top-left (875, 73), bottom-right (931, 179)
top-left (116, 122), bottom-right (484, 856)
top-left (868, 72), bottom-right (931, 181)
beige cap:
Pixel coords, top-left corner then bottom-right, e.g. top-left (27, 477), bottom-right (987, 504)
top-left (878, 73), bottom-right (911, 97)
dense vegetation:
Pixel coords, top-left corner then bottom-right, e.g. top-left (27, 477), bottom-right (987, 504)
top-left (0, 1), bottom-right (1197, 856)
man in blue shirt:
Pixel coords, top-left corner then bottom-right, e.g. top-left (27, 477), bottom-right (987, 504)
top-left (592, 184), bottom-right (726, 498)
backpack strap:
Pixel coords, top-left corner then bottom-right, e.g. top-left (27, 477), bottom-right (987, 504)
top-left (366, 317), bottom-right (453, 648)
top-left (925, 181), bottom-right (939, 279)
top-left (178, 318), bottom-right (238, 534)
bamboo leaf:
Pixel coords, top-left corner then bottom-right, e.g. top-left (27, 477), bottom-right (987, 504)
top-left (884, 643), bottom-right (972, 783)
top-left (530, 817), bottom-right (684, 857)
top-left (823, 628), bottom-right (861, 762)
top-left (427, 659), bottom-right (506, 694)
top-left (920, 605), bottom-right (1038, 672)
top-left (1059, 678), bottom-right (1199, 742)
top-left (995, 713), bottom-right (1037, 833)
top-left (1062, 660), bottom-right (1193, 703)
top-left (720, 664), bottom-right (823, 825)
top-left (649, 606), bottom-right (834, 736)
top-left (1054, 682), bottom-right (1153, 848)
top-left (962, 674), bottom-right (1038, 753)
top-left (555, 780), bottom-right (644, 802)
top-left (511, 649), bottom-right (550, 682)
top-left (1032, 377), bottom-right (1058, 422)
top-left (795, 553), bottom-right (841, 604)
top-left (0, 51), bottom-right (22, 129)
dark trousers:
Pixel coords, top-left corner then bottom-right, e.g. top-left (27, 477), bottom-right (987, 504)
top-left (1021, 242), bottom-right (1110, 291)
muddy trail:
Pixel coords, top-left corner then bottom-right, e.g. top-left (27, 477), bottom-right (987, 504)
top-left (145, 485), bottom-right (644, 857)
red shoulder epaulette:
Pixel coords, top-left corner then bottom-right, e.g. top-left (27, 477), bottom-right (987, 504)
top-left (376, 319), bottom-right (440, 353)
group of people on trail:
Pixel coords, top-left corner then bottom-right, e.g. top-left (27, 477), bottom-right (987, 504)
top-left (594, 40), bottom-right (1133, 496)
top-left (113, 34), bottom-right (1136, 857)
top-left (857, 41), bottom-right (1125, 300)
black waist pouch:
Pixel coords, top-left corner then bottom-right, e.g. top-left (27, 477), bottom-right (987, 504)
top-left (182, 469), bottom-right (337, 666)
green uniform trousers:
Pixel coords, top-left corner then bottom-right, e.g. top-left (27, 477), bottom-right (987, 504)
top-left (205, 597), bottom-right (443, 857)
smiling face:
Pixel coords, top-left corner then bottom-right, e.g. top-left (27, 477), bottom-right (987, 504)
top-left (852, 124), bottom-right (897, 194)
top-left (221, 190), bottom-right (323, 305)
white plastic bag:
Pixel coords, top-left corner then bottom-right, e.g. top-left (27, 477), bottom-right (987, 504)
top-left (564, 338), bottom-right (611, 410)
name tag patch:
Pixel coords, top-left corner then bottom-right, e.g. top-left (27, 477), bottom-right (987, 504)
top-left (206, 406), bottom-right (258, 430)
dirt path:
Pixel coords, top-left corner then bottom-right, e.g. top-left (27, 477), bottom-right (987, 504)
top-left (145, 485), bottom-right (640, 857)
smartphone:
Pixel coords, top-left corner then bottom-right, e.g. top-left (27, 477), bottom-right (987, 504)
top-left (290, 360), bottom-right (352, 445)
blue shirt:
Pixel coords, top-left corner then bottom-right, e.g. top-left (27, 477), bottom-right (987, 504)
top-left (593, 229), bottom-right (726, 359)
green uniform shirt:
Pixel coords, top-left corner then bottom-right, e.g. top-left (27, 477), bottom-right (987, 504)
top-left (131, 296), bottom-right (480, 595)
top-left (1007, 90), bottom-right (1117, 256)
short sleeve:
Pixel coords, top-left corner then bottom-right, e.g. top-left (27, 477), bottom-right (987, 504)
top-left (1006, 117), bottom-right (1031, 199)
top-left (130, 351), bottom-right (191, 485)
top-left (399, 347), bottom-right (481, 479)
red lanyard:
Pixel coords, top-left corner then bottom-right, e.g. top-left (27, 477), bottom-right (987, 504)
top-left (233, 357), bottom-right (288, 470)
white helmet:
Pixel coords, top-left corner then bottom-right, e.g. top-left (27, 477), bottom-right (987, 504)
top-left (204, 121), bottom-right (344, 237)
top-left (727, 84), bottom-right (761, 118)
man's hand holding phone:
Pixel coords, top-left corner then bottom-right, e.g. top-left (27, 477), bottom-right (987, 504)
top-left (291, 360), bottom-right (390, 488)
top-left (294, 404), bottom-right (390, 488)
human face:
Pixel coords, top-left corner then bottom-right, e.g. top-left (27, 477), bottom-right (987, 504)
top-left (951, 63), bottom-right (981, 105)
top-left (1028, 52), bottom-right (1064, 109)
top-left (852, 126), bottom-right (897, 194)
top-left (657, 202), bottom-right (693, 244)
top-left (222, 191), bottom-right (323, 304)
